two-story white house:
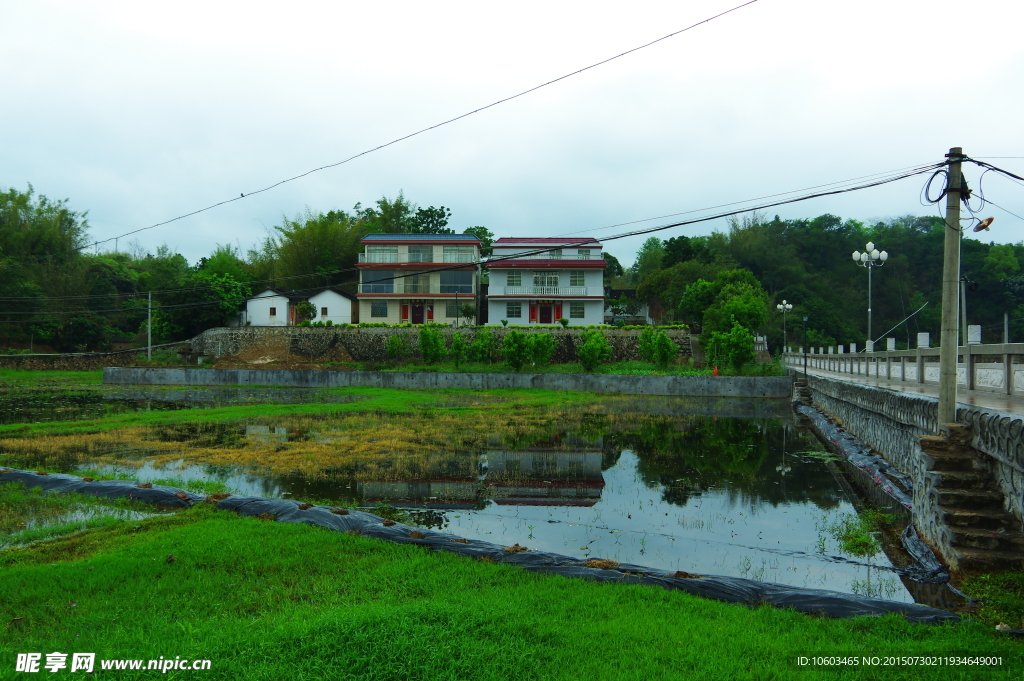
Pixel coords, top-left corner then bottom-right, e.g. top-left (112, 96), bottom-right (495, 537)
top-left (356, 233), bottom-right (481, 324)
top-left (486, 238), bottom-right (606, 325)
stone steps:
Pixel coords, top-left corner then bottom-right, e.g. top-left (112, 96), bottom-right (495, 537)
top-left (930, 470), bottom-right (991, 489)
top-left (950, 527), bottom-right (1024, 552)
top-left (927, 451), bottom-right (988, 473)
top-left (954, 547), bottom-right (1024, 571)
top-left (940, 506), bottom-right (1018, 530)
top-left (935, 488), bottom-right (1005, 510)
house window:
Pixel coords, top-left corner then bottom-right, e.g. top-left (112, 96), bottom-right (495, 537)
top-left (371, 301), bottom-right (388, 318)
top-left (445, 301), bottom-right (460, 318)
top-left (533, 271), bottom-right (558, 288)
top-left (365, 245), bottom-right (398, 263)
top-left (269, 307), bottom-right (277, 317)
top-left (408, 245), bottom-right (433, 263)
top-left (440, 270), bottom-right (472, 293)
top-left (506, 271), bottom-right (521, 287)
top-left (443, 245), bottom-right (475, 263)
top-left (547, 249), bottom-right (562, 260)
top-left (506, 303), bottom-right (522, 318)
top-left (577, 249), bottom-right (591, 259)
top-left (405, 272), bottom-right (430, 294)
top-left (569, 271), bottom-right (585, 287)
top-left (362, 270), bottom-right (394, 293)
top-left (321, 307), bottom-right (328, 318)
top-left (570, 302), bottom-right (585, 318)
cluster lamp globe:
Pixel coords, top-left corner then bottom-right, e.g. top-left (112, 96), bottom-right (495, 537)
top-left (851, 242), bottom-right (889, 351)
top-left (776, 300), bottom-right (793, 349)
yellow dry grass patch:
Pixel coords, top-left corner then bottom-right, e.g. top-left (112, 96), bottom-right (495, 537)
top-left (0, 408), bottom-right (642, 482)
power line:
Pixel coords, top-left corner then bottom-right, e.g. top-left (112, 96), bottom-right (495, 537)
top-left (1, 160), bottom-right (946, 321)
top-left (6, 0), bottom-right (761, 267)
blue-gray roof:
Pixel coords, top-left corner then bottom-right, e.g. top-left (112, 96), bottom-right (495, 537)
top-left (362, 233), bottom-right (480, 242)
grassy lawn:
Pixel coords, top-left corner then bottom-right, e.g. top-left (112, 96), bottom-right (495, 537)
top-left (2, 494), bottom-right (1021, 681)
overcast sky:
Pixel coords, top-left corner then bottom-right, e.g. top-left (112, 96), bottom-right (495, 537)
top-left (3, 0), bottom-right (1024, 267)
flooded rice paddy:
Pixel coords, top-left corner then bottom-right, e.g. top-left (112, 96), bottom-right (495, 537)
top-left (0, 386), bottom-right (917, 602)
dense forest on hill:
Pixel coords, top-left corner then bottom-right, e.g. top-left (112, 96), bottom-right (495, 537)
top-left (0, 186), bottom-right (491, 350)
top-left (625, 212), bottom-right (1024, 350)
top-left (1, 184), bottom-right (1021, 352)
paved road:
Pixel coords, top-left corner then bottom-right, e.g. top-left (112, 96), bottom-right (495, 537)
top-left (792, 364), bottom-right (1024, 418)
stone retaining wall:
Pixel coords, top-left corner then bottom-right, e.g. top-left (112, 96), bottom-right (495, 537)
top-left (797, 372), bottom-right (1024, 559)
top-left (187, 326), bottom-right (692, 364)
top-left (105, 367), bottom-right (792, 399)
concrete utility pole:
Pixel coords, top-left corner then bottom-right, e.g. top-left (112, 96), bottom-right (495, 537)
top-left (937, 147), bottom-right (964, 428)
top-left (960, 277), bottom-right (969, 347)
top-left (147, 291), bottom-right (152, 361)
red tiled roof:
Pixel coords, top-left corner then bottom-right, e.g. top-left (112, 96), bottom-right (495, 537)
top-left (488, 260), bottom-right (606, 268)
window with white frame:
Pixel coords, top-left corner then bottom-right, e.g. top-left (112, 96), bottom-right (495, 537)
top-left (569, 271), bottom-right (585, 287)
top-left (577, 249), bottom-right (590, 259)
top-left (506, 303), bottom-right (522, 318)
top-left (533, 271), bottom-right (558, 288)
top-left (569, 302), bottom-right (585, 318)
top-left (547, 249), bottom-right (562, 260)
top-left (370, 301), bottom-right (388, 318)
top-left (506, 271), bottom-right (521, 287)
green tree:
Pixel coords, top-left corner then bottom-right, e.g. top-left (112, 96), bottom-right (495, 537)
top-left (602, 252), bottom-right (625, 282)
top-left (704, 320), bottom-right (756, 373)
top-left (630, 237), bottom-right (665, 284)
top-left (530, 333), bottom-right (556, 366)
top-left (462, 226), bottom-right (494, 255)
top-left (294, 301), bottom-right (317, 324)
top-left (419, 326), bottom-right (446, 364)
top-left (578, 329), bottom-right (612, 372)
top-left (386, 332), bottom-right (412, 363)
top-left (467, 327), bottom-right (497, 363)
top-left (449, 330), bottom-right (469, 368)
top-left (984, 244), bottom-right (1020, 280)
top-left (502, 330), bottom-right (532, 371)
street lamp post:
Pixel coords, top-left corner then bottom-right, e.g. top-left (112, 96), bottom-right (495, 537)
top-left (776, 300), bottom-right (793, 351)
top-left (851, 242), bottom-right (889, 351)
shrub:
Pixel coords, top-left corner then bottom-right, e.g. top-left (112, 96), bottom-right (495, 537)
top-left (637, 326), bottom-right (656, 361)
top-left (578, 329), bottom-right (612, 372)
top-left (419, 326), bottom-right (446, 364)
top-left (704, 319), bottom-right (755, 373)
top-left (500, 319), bottom-right (508, 327)
top-left (449, 331), bottom-right (469, 369)
top-left (558, 318), bottom-right (569, 328)
top-left (530, 333), bottom-right (556, 366)
top-left (467, 328), bottom-right (497, 363)
top-left (385, 333), bottom-right (411, 363)
top-left (502, 330), bottom-right (532, 372)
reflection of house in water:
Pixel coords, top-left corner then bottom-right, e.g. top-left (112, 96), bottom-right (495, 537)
top-left (486, 434), bottom-right (605, 506)
top-left (245, 425), bottom-right (288, 442)
top-left (358, 479), bottom-right (483, 510)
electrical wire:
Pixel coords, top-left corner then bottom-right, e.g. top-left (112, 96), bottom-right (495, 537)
top-left (0, 161), bottom-right (947, 321)
top-left (0, 160), bottom-right (943, 305)
top-left (5, 0), bottom-right (762, 267)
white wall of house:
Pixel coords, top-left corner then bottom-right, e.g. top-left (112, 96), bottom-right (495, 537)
top-left (486, 298), bottom-right (604, 326)
top-left (308, 290), bottom-right (354, 325)
top-left (245, 290), bottom-right (291, 326)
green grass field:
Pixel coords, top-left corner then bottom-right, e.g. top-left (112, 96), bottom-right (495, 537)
top-left (2, 490), bottom-right (1021, 681)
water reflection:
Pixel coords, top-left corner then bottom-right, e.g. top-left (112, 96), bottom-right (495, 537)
top-left (42, 412), bottom-right (922, 601)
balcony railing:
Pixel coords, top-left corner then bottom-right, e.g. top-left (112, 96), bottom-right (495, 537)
top-left (359, 252), bottom-right (477, 263)
top-left (360, 284), bottom-right (475, 294)
top-left (358, 253), bottom-right (399, 263)
top-left (496, 252), bottom-right (595, 260)
top-left (442, 253), bottom-right (477, 263)
top-left (502, 286), bottom-right (590, 296)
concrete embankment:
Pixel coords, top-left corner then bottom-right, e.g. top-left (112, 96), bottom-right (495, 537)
top-left (103, 367), bottom-right (793, 399)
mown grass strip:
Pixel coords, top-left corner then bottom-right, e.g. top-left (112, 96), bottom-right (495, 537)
top-left (2, 504), bottom-right (1021, 680)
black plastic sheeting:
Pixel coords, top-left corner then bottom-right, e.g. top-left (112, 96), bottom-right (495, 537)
top-left (795, 403), bottom-right (913, 509)
top-left (901, 525), bottom-right (950, 584)
top-left (0, 468), bottom-right (204, 506)
top-left (1, 467), bottom-right (958, 624)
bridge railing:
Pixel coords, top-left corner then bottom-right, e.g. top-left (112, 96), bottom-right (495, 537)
top-left (783, 343), bottom-right (1024, 396)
